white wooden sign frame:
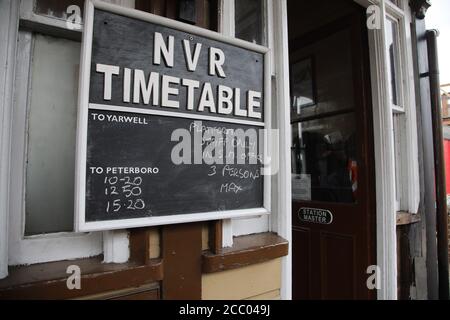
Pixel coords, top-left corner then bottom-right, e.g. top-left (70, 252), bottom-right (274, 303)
top-left (75, 0), bottom-right (272, 232)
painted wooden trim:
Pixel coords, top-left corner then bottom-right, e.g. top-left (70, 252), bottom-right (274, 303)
top-left (231, 215), bottom-right (270, 237)
top-left (202, 232), bottom-right (288, 273)
top-left (385, 0), bottom-right (405, 18)
top-left (75, 0), bottom-right (272, 232)
top-left (272, 0), bottom-right (292, 301)
top-left (383, 1), bottom-right (421, 215)
top-left (218, 0), bottom-right (235, 248)
top-left (129, 228), bottom-right (152, 264)
top-left (8, 20), bottom-right (102, 266)
top-left (0, 256), bottom-right (163, 300)
top-left (365, 0), bottom-right (398, 300)
top-left (102, 230), bottom-right (129, 263)
top-left (360, 0), bottom-right (421, 298)
top-left (0, 0), bottom-right (20, 279)
top-left (208, 220), bottom-right (223, 254)
top-left (78, 283), bottom-right (159, 300)
top-left (354, 0), bottom-right (402, 300)
top-left (400, 4), bottom-right (421, 214)
top-left (79, 208), bottom-right (270, 232)
top-left (162, 223), bottom-right (202, 299)
top-left (218, 0), bottom-right (235, 38)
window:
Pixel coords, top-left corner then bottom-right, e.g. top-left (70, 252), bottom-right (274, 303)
top-left (34, 0), bottom-right (84, 20)
top-left (383, 0), bottom-right (418, 213)
top-left (385, 18), bottom-right (402, 109)
top-left (25, 34), bottom-right (80, 235)
top-left (8, 0), bottom-right (149, 266)
top-left (290, 29), bottom-right (358, 204)
top-left (384, 15), bottom-right (404, 211)
top-left (235, 0), bottom-right (266, 45)
top-left (135, 0), bottom-right (218, 30)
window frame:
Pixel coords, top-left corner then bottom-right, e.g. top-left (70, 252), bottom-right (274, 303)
top-left (385, 9), bottom-right (405, 212)
top-left (7, 0), bottom-right (131, 266)
top-left (8, 1), bottom-right (102, 266)
top-left (383, 0), bottom-right (420, 214)
top-left (234, 0), bottom-right (268, 46)
top-left (385, 14), bottom-right (404, 112)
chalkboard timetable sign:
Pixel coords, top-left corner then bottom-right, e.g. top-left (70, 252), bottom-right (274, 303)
top-left (75, 1), bottom-right (271, 232)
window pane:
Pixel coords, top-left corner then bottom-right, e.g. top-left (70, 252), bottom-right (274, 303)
top-left (25, 34), bottom-right (80, 236)
top-left (291, 113), bottom-right (358, 204)
top-left (135, 0), bottom-right (218, 31)
top-left (290, 29), bottom-right (355, 120)
top-left (235, 0), bottom-right (265, 45)
top-left (34, 0), bottom-right (85, 20)
top-left (393, 114), bottom-right (402, 211)
top-left (385, 18), bottom-right (400, 106)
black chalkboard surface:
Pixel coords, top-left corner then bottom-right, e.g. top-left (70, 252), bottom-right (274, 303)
top-left (76, 3), bottom-right (269, 230)
top-left (86, 109), bottom-right (263, 222)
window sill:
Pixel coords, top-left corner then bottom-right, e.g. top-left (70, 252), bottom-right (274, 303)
top-left (0, 256), bottom-right (163, 300)
top-left (202, 232), bottom-right (289, 273)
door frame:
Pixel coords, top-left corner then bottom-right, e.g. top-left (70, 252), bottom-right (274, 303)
top-left (355, 0), bottom-right (419, 300)
top-left (362, 0), bottom-right (398, 299)
top-left (272, 0), bottom-right (412, 300)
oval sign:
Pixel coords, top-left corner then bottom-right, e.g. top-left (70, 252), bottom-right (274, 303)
top-left (298, 207), bottom-right (333, 225)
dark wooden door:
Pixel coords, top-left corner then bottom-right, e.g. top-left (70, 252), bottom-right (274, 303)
top-left (290, 8), bottom-right (376, 300)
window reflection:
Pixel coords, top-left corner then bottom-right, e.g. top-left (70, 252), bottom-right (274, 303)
top-left (385, 18), bottom-right (400, 107)
top-left (34, 0), bottom-right (85, 20)
top-left (291, 113), bottom-right (357, 203)
top-left (290, 29), bottom-right (354, 120)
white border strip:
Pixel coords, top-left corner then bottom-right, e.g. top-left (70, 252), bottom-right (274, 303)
top-left (89, 103), bottom-right (266, 127)
top-left (81, 208), bottom-right (270, 232)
